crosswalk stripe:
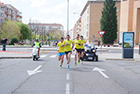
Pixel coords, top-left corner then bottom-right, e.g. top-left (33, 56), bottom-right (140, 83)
top-left (40, 55), bottom-right (47, 58)
top-left (50, 55), bottom-right (57, 58)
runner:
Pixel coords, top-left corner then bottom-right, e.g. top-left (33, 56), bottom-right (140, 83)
top-left (63, 35), bottom-right (74, 68)
top-left (80, 35), bottom-right (86, 63)
top-left (74, 34), bottom-right (82, 65)
top-left (57, 37), bottom-right (65, 68)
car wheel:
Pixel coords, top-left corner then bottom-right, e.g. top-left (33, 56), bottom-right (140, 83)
top-left (33, 56), bottom-right (36, 61)
top-left (96, 56), bottom-right (98, 61)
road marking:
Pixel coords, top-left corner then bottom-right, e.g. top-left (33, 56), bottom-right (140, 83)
top-left (66, 73), bottom-right (70, 80)
top-left (50, 55), bottom-right (57, 58)
top-left (27, 65), bottom-right (43, 76)
top-left (40, 55), bottom-right (47, 58)
top-left (66, 83), bottom-right (70, 94)
top-left (92, 67), bottom-right (109, 79)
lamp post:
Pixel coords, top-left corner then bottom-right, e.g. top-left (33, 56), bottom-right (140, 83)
top-left (67, 0), bottom-right (69, 35)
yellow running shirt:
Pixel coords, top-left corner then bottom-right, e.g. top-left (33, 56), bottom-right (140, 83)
top-left (80, 40), bottom-right (86, 49)
top-left (63, 40), bottom-right (73, 52)
top-left (57, 42), bottom-right (65, 53)
top-left (74, 39), bottom-right (81, 49)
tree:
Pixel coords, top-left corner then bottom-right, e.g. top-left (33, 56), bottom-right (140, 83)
top-left (46, 32), bottom-right (54, 40)
top-left (0, 20), bottom-right (21, 41)
top-left (53, 31), bottom-right (62, 40)
top-left (16, 22), bottom-right (31, 40)
top-left (100, 0), bottom-right (117, 44)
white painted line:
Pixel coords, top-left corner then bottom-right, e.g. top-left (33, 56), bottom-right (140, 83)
top-left (99, 71), bottom-right (109, 78)
top-left (27, 65), bottom-right (43, 76)
top-left (40, 55), bottom-right (47, 58)
top-left (66, 73), bottom-right (70, 80)
top-left (50, 55), bottom-right (57, 58)
top-left (66, 83), bottom-right (70, 94)
top-left (71, 55), bottom-right (75, 58)
top-left (92, 67), bottom-right (109, 79)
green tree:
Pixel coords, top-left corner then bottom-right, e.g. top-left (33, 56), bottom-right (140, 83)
top-left (16, 22), bottom-right (31, 40)
top-left (0, 20), bottom-right (21, 41)
top-left (47, 32), bottom-right (54, 40)
top-left (100, 0), bottom-right (117, 44)
top-left (54, 31), bottom-right (62, 40)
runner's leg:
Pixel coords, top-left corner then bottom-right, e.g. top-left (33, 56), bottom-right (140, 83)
top-left (75, 50), bottom-right (77, 63)
top-left (68, 52), bottom-right (71, 65)
top-left (61, 55), bottom-right (64, 66)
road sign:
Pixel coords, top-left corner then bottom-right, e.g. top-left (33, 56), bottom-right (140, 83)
top-left (98, 31), bottom-right (105, 38)
top-left (48, 37), bottom-right (51, 39)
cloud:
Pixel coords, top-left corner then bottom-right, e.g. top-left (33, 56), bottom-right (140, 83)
top-left (30, 0), bottom-right (49, 8)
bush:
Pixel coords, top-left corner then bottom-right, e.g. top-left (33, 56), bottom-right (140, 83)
top-left (10, 37), bottom-right (18, 45)
top-left (119, 43), bottom-right (122, 45)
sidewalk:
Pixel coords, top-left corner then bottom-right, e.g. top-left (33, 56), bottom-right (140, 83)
top-left (99, 53), bottom-right (140, 62)
top-left (0, 51), bottom-right (32, 59)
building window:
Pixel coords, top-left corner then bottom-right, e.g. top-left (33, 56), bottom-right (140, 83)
top-left (116, 7), bottom-right (118, 12)
top-left (87, 24), bottom-right (89, 30)
top-left (86, 31), bottom-right (88, 38)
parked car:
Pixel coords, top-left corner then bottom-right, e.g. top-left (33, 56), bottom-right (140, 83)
top-left (83, 43), bottom-right (98, 61)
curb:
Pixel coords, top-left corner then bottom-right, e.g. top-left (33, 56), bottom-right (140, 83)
top-left (0, 57), bottom-right (32, 59)
top-left (106, 58), bottom-right (140, 62)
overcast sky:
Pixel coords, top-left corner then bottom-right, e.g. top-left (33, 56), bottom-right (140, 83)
top-left (1, 0), bottom-right (88, 30)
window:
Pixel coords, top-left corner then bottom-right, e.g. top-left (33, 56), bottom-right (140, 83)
top-left (86, 31), bottom-right (88, 38)
top-left (87, 24), bottom-right (89, 30)
top-left (116, 7), bottom-right (118, 12)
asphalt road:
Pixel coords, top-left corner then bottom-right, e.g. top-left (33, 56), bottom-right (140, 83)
top-left (0, 52), bottom-right (140, 94)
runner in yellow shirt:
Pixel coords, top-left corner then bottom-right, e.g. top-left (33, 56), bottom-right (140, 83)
top-left (63, 35), bottom-right (74, 68)
top-left (80, 35), bottom-right (86, 63)
top-left (74, 34), bottom-right (82, 65)
top-left (57, 37), bottom-right (65, 68)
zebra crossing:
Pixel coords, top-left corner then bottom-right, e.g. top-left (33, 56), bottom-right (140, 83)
top-left (40, 54), bottom-right (75, 59)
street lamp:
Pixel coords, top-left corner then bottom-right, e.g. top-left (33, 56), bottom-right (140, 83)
top-left (67, 0), bottom-right (69, 36)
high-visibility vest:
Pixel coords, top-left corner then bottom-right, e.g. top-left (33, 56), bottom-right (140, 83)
top-left (35, 42), bottom-right (40, 48)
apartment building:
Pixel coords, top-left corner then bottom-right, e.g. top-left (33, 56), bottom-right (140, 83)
top-left (120, 0), bottom-right (140, 44)
top-left (0, 2), bottom-right (22, 25)
top-left (80, 0), bottom-right (120, 43)
top-left (28, 23), bottom-right (64, 36)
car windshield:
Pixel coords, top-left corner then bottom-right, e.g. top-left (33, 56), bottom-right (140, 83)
top-left (85, 43), bottom-right (95, 49)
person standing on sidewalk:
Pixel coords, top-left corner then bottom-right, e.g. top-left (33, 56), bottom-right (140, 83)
top-left (74, 34), bottom-right (82, 65)
top-left (57, 37), bottom-right (65, 68)
top-left (1, 38), bottom-right (8, 51)
top-left (63, 35), bottom-right (74, 68)
top-left (80, 35), bottom-right (86, 63)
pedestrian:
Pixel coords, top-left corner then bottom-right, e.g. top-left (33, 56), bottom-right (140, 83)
top-left (57, 37), bottom-right (65, 68)
top-left (74, 34), bottom-right (82, 65)
top-left (80, 35), bottom-right (86, 63)
top-left (45, 41), bottom-right (47, 45)
top-left (1, 38), bottom-right (8, 51)
top-left (63, 35), bottom-right (74, 68)
top-left (49, 41), bottom-right (50, 47)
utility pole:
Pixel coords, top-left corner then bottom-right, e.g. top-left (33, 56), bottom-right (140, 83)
top-left (67, 0), bottom-right (69, 35)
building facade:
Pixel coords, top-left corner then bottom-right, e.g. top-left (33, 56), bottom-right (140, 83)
top-left (80, 0), bottom-right (120, 43)
top-left (70, 18), bottom-right (81, 40)
top-left (28, 23), bottom-right (64, 36)
top-left (120, 0), bottom-right (140, 44)
top-left (0, 2), bottom-right (22, 26)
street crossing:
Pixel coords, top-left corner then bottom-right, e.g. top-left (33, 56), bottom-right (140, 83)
top-left (40, 54), bottom-right (75, 59)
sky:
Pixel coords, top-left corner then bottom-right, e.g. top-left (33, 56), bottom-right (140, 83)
top-left (1, 0), bottom-right (88, 30)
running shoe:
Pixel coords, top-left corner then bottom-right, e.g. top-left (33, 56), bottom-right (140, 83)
top-left (75, 63), bottom-right (77, 66)
top-left (60, 65), bottom-right (62, 68)
top-left (78, 60), bottom-right (80, 64)
top-left (67, 65), bottom-right (70, 69)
